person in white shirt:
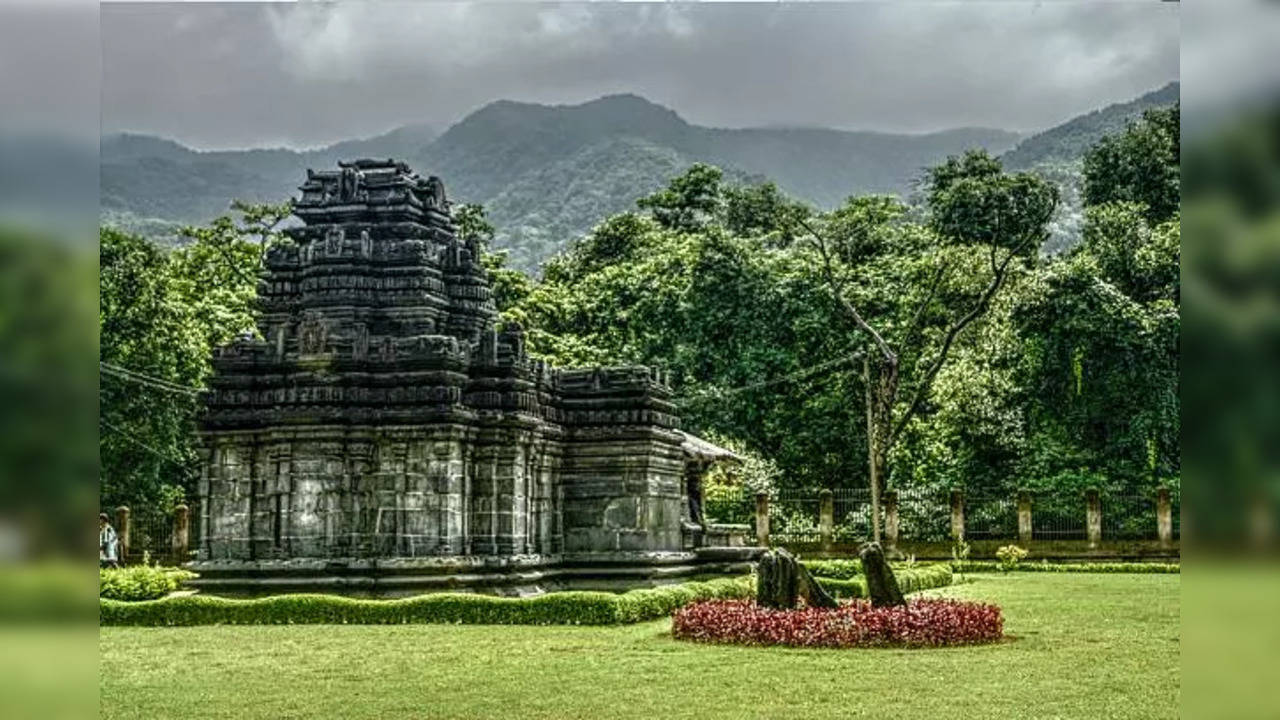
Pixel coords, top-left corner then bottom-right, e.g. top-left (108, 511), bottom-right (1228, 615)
top-left (99, 513), bottom-right (120, 568)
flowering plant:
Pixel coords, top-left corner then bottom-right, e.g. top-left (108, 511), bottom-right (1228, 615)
top-left (672, 598), bottom-right (1003, 648)
top-left (995, 545), bottom-right (1029, 572)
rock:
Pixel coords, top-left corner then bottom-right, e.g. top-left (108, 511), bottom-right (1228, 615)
top-left (859, 542), bottom-right (906, 607)
top-left (756, 548), bottom-right (838, 609)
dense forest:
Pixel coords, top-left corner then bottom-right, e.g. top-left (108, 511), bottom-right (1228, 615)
top-left (99, 106), bottom-right (1180, 521)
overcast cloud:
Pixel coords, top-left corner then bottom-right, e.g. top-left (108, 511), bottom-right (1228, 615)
top-left (100, 2), bottom-right (1179, 150)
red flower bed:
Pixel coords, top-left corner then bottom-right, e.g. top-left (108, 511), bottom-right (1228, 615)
top-left (672, 598), bottom-right (1003, 648)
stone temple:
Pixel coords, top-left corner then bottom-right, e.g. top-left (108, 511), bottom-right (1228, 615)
top-left (192, 160), bottom-right (751, 594)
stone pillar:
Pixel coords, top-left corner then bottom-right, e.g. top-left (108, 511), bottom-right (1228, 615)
top-left (1155, 488), bottom-right (1172, 548)
top-left (1017, 491), bottom-right (1033, 544)
top-left (115, 506), bottom-right (131, 564)
top-left (950, 490), bottom-right (965, 542)
top-left (755, 492), bottom-right (770, 548)
top-left (819, 489), bottom-right (834, 552)
top-left (172, 504), bottom-right (190, 562)
top-left (883, 490), bottom-right (899, 553)
top-left (1086, 489), bottom-right (1102, 548)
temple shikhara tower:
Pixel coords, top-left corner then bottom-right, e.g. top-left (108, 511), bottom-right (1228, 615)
top-left (194, 160), bottom-right (748, 592)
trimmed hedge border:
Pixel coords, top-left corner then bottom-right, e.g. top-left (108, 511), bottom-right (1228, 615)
top-left (100, 576), bottom-right (754, 627)
top-left (811, 563), bottom-right (953, 599)
top-left (952, 560), bottom-right (1180, 574)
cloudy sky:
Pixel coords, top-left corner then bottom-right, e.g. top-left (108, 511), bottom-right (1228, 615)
top-left (101, 2), bottom-right (1179, 151)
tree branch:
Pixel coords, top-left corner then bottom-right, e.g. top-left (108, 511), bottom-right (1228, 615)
top-left (891, 243), bottom-right (1023, 443)
top-left (796, 216), bottom-right (897, 366)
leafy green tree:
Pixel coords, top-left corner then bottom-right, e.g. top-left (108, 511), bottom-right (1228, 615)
top-left (100, 201), bottom-right (278, 510)
top-left (1083, 105), bottom-right (1180, 224)
top-left (99, 227), bottom-right (207, 509)
top-left (1012, 205), bottom-right (1179, 494)
top-left (636, 163), bottom-right (725, 232)
top-left (797, 150), bottom-right (1057, 539)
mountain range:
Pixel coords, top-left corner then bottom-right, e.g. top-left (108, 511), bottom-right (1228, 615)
top-left (101, 82), bottom-right (1178, 271)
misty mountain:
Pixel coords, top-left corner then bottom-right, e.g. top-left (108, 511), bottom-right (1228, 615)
top-left (1002, 82), bottom-right (1179, 171)
top-left (100, 85), bottom-right (1176, 270)
top-left (1000, 82), bottom-right (1179, 253)
top-left (101, 94), bottom-right (1019, 269)
top-left (99, 124), bottom-right (442, 240)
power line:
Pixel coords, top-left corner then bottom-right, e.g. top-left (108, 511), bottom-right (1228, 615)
top-left (101, 361), bottom-right (201, 394)
top-left (674, 350), bottom-right (863, 407)
top-left (100, 361), bottom-right (204, 397)
top-left (99, 417), bottom-right (195, 469)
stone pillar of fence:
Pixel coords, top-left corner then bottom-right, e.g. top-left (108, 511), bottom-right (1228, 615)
top-left (755, 492), bottom-right (770, 548)
top-left (1085, 489), bottom-right (1102, 548)
top-left (114, 505), bottom-right (131, 564)
top-left (172, 504), bottom-right (190, 562)
top-left (1017, 491), bottom-right (1033, 545)
top-left (950, 490), bottom-right (965, 542)
top-left (819, 489), bottom-right (834, 552)
top-left (1155, 488), bottom-right (1173, 548)
top-left (883, 490), bottom-right (900, 553)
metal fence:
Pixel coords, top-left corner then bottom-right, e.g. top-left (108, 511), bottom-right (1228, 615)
top-left (702, 485), bottom-right (1180, 546)
top-left (110, 505), bottom-right (195, 565)
top-left (118, 485), bottom-right (1178, 563)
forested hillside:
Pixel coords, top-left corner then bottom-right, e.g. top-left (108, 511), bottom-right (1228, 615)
top-left (1001, 82), bottom-right (1179, 253)
top-left (101, 94), bottom-right (1018, 270)
top-left (101, 85), bottom-right (1176, 271)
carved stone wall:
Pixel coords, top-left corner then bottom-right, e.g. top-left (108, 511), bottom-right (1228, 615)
top-left (197, 160), bottom-right (685, 565)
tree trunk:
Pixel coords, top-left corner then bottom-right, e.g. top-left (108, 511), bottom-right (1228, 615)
top-left (864, 354), bottom-right (899, 545)
top-left (864, 355), bottom-right (880, 544)
top-left (756, 548), bottom-right (838, 609)
top-left (859, 542), bottom-right (906, 607)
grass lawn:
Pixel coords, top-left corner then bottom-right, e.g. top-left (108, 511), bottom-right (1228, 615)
top-left (100, 573), bottom-right (1179, 720)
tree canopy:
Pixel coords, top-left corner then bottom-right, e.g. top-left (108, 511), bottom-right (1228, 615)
top-left (98, 115), bottom-right (1180, 514)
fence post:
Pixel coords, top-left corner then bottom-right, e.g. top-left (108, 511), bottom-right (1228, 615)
top-left (950, 490), bottom-right (965, 543)
top-left (1086, 489), bottom-right (1102, 548)
top-left (819, 489), bottom-right (834, 552)
top-left (172, 504), bottom-right (191, 562)
top-left (755, 492), bottom-right (770, 548)
top-left (115, 505), bottom-right (131, 564)
top-left (883, 490), bottom-right (899, 553)
top-left (1017, 491), bottom-right (1033, 545)
top-left (1155, 488), bottom-right (1172, 548)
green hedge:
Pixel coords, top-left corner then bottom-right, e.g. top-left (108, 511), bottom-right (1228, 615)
top-left (101, 576), bottom-right (755, 627)
top-left (801, 559), bottom-right (863, 579)
top-left (100, 565), bottom-right (197, 601)
top-left (811, 563), bottom-right (954, 600)
top-left (952, 560), bottom-right (1179, 574)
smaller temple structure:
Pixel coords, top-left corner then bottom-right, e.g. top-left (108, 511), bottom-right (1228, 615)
top-left (190, 159), bottom-right (754, 594)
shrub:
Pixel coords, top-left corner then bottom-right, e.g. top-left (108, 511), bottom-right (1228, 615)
top-left (951, 560), bottom-right (1179, 574)
top-left (800, 559), bottom-right (862, 579)
top-left (672, 598), bottom-right (1003, 648)
top-left (99, 565), bottom-right (197, 602)
top-left (100, 576), bottom-right (755, 626)
top-left (811, 563), bottom-right (953, 600)
top-left (995, 545), bottom-right (1029, 571)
